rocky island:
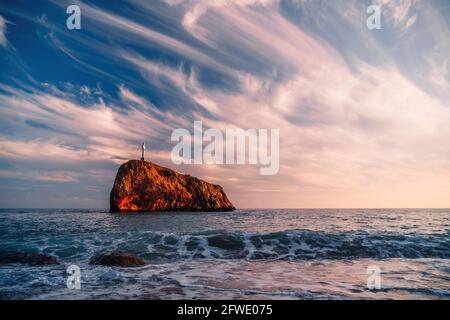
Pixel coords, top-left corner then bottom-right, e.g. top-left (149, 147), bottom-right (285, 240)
top-left (110, 160), bottom-right (235, 213)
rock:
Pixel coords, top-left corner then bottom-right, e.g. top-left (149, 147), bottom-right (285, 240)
top-left (89, 251), bottom-right (146, 267)
top-left (0, 251), bottom-right (59, 266)
top-left (208, 234), bottom-right (245, 250)
top-left (110, 160), bottom-right (235, 213)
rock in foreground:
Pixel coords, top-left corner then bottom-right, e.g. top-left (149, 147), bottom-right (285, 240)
top-left (89, 251), bottom-right (146, 267)
top-left (0, 251), bottom-right (59, 266)
top-left (110, 160), bottom-right (235, 213)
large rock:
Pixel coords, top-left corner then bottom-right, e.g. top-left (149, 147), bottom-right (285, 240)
top-left (110, 160), bottom-right (235, 213)
top-left (0, 251), bottom-right (59, 266)
top-left (89, 251), bottom-right (146, 267)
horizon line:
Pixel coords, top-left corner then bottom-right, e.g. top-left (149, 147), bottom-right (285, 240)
top-left (0, 207), bottom-right (449, 210)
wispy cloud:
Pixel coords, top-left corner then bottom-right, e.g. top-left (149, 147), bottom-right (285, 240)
top-left (374, 0), bottom-right (418, 32)
top-left (0, 15), bottom-right (9, 47)
top-left (0, 169), bottom-right (79, 182)
top-left (0, 0), bottom-right (449, 208)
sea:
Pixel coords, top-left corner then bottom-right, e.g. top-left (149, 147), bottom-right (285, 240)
top-left (0, 208), bottom-right (449, 300)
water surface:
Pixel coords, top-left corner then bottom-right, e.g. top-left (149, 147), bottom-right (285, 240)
top-left (0, 209), bottom-right (448, 299)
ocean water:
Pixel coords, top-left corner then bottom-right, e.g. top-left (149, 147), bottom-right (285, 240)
top-left (0, 208), bottom-right (449, 300)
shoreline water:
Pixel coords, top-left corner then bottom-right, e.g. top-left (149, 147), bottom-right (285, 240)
top-left (0, 208), bottom-right (448, 300)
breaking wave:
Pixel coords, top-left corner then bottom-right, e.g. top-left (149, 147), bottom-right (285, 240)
top-left (115, 230), bottom-right (450, 261)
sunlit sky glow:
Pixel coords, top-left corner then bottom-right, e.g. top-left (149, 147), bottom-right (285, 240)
top-left (0, 0), bottom-right (449, 208)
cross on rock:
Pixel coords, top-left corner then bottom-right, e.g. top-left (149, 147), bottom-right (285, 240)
top-left (141, 142), bottom-right (146, 161)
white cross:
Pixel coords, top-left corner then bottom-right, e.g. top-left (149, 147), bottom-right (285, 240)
top-left (141, 142), bottom-right (146, 160)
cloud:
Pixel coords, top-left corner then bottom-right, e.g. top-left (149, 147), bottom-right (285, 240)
top-left (0, 138), bottom-right (91, 163)
top-left (136, 2), bottom-right (450, 207)
top-left (1, 0), bottom-right (450, 208)
top-left (167, 0), bottom-right (279, 39)
top-left (121, 53), bottom-right (192, 93)
top-left (0, 15), bottom-right (9, 48)
top-left (74, 1), bottom-right (230, 75)
top-left (0, 83), bottom-right (172, 167)
top-left (374, 0), bottom-right (418, 32)
top-left (0, 169), bottom-right (79, 182)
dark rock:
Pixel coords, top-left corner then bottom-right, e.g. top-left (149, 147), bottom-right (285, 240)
top-left (110, 160), bottom-right (235, 213)
top-left (0, 251), bottom-right (59, 266)
top-left (89, 251), bottom-right (146, 267)
top-left (208, 234), bottom-right (245, 250)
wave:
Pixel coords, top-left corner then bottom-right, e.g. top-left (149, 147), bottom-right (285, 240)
top-left (114, 229), bottom-right (450, 261)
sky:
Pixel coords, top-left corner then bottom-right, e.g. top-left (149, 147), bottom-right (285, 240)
top-left (0, 0), bottom-right (449, 209)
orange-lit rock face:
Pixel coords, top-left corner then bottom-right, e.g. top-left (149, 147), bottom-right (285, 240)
top-left (117, 196), bottom-right (140, 212)
top-left (110, 160), bottom-right (235, 213)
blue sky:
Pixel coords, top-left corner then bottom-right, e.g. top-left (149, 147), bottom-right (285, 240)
top-left (0, 0), bottom-right (449, 208)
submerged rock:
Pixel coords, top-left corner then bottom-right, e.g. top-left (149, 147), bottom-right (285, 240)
top-left (110, 160), bottom-right (235, 213)
top-left (208, 234), bottom-right (245, 250)
top-left (0, 251), bottom-right (59, 266)
top-left (89, 251), bottom-right (146, 267)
